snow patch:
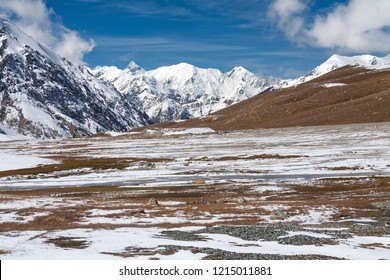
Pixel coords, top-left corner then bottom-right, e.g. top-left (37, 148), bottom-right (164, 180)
top-left (163, 127), bottom-right (215, 135)
top-left (0, 153), bottom-right (56, 172)
top-left (322, 83), bottom-right (346, 88)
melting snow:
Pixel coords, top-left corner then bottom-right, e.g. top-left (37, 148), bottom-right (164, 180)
top-left (163, 127), bottom-right (215, 135)
top-left (323, 83), bottom-right (346, 88)
top-left (0, 152), bottom-right (56, 172)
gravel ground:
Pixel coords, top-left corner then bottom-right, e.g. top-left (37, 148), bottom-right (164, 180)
top-left (155, 222), bottom-right (389, 260)
top-left (159, 245), bottom-right (344, 260)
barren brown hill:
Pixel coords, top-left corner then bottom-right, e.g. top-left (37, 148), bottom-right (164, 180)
top-left (148, 66), bottom-right (390, 130)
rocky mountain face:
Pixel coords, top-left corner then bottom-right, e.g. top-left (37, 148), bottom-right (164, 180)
top-left (91, 62), bottom-right (282, 123)
top-left (0, 19), bottom-right (150, 139)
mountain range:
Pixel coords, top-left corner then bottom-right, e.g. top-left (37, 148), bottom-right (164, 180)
top-left (151, 62), bottom-right (390, 131)
top-left (0, 18), bottom-right (150, 139)
top-left (1, 18), bottom-right (389, 139)
top-left (91, 62), bottom-right (281, 123)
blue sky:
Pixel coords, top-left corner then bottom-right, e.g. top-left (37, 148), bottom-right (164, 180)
top-left (44, 0), bottom-right (329, 77)
top-left (3, 1), bottom-right (390, 78)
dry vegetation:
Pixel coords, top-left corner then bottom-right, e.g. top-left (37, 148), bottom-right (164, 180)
top-left (1, 176), bottom-right (389, 236)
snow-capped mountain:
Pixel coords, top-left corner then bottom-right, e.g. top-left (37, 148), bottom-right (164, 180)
top-left (94, 53), bottom-right (390, 124)
top-left (150, 57), bottom-right (390, 131)
top-left (285, 54), bottom-right (390, 86)
top-left (0, 18), bottom-right (150, 139)
top-left (92, 62), bottom-right (281, 122)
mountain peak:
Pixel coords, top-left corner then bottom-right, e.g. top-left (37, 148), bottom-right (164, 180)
top-left (287, 53), bottom-right (390, 86)
top-left (231, 66), bottom-right (248, 72)
top-left (0, 19), bottom-right (150, 139)
top-left (0, 18), bottom-right (64, 66)
top-left (126, 61), bottom-right (144, 74)
top-left (227, 66), bottom-right (252, 78)
top-left (324, 54), bottom-right (390, 69)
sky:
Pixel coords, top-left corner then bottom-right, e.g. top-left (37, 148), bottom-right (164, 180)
top-left (1, 0), bottom-right (390, 78)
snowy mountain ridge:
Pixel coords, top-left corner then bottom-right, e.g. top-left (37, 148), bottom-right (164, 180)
top-left (0, 18), bottom-right (150, 139)
top-left (93, 53), bottom-right (390, 123)
top-left (285, 54), bottom-right (390, 86)
top-left (92, 62), bottom-right (281, 122)
top-left (1, 17), bottom-right (389, 139)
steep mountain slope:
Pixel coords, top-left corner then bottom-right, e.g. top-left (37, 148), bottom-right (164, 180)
top-left (92, 62), bottom-right (183, 122)
top-left (0, 19), bottom-right (150, 139)
top-left (149, 65), bottom-right (390, 130)
top-left (285, 54), bottom-right (390, 86)
top-left (92, 62), bottom-right (281, 122)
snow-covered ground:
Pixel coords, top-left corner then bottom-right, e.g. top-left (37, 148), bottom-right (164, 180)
top-left (0, 122), bottom-right (389, 259)
top-left (1, 226), bottom-right (389, 260)
top-left (0, 122), bottom-right (389, 190)
top-left (0, 153), bottom-right (56, 172)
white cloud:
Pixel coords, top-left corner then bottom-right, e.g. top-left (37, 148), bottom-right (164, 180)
top-left (269, 0), bottom-right (306, 21)
top-left (308, 0), bottom-right (390, 53)
top-left (56, 29), bottom-right (96, 65)
top-left (269, 0), bottom-right (390, 53)
top-left (268, 0), bottom-right (307, 40)
top-left (0, 0), bottom-right (95, 64)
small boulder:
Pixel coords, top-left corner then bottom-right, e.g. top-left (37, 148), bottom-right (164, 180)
top-left (270, 210), bottom-right (288, 220)
top-left (148, 198), bottom-right (159, 205)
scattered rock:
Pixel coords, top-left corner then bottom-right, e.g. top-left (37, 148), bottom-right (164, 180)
top-left (131, 209), bottom-right (146, 215)
top-left (371, 201), bottom-right (390, 210)
top-left (278, 235), bottom-right (337, 246)
top-left (216, 198), bottom-right (229, 203)
top-left (270, 210), bottom-right (289, 220)
top-left (196, 225), bottom-right (291, 241)
top-left (148, 198), bottom-right (159, 205)
top-left (237, 197), bottom-right (247, 203)
top-left (160, 230), bottom-right (209, 242)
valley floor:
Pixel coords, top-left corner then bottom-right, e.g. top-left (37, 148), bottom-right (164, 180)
top-left (0, 123), bottom-right (389, 259)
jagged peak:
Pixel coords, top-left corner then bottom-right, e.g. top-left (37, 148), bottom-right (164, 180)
top-left (126, 60), bottom-right (144, 74)
top-left (227, 66), bottom-right (253, 78)
top-left (230, 66), bottom-right (248, 72)
top-left (323, 53), bottom-right (390, 68)
top-left (0, 18), bottom-right (64, 66)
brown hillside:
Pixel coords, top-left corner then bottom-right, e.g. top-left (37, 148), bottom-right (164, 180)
top-left (149, 66), bottom-right (390, 131)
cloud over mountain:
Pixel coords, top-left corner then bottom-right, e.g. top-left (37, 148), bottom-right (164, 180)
top-left (0, 0), bottom-right (95, 64)
top-left (269, 0), bottom-right (390, 53)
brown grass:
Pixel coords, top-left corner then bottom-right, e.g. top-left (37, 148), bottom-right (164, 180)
top-left (46, 236), bottom-right (90, 249)
top-left (358, 243), bottom-right (390, 250)
top-left (0, 249), bottom-right (11, 255)
top-left (0, 156), bottom-right (173, 179)
top-left (324, 166), bottom-right (363, 171)
top-left (1, 176), bottom-right (389, 235)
